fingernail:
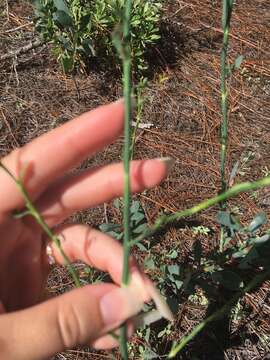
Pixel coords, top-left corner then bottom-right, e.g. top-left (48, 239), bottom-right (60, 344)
top-left (100, 287), bottom-right (144, 330)
top-left (145, 280), bottom-right (174, 322)
top-left (157, 157), bottom-right (174, 173)
top-left (134, 309), bottom-right (163, 329)
top-left (131, 270), bottom-right (174, 322)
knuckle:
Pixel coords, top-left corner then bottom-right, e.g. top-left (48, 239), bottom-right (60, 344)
top-left (56, 301), bottom-right (82, 349)
top-left (83, 228), bottom-right (97, 264)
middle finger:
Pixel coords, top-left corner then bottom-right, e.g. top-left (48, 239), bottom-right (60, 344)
top-left (36, 158), bottom-right (170, 226)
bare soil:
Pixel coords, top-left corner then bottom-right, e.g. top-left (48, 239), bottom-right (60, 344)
top-left (1, 0), bottom-right (270, 359)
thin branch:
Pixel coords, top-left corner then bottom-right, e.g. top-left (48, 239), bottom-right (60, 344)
top-left (0, 38), bottom-right (44, 61)
top-left (219, 0), bottom-right (234, 252)
top-left (130, 175), bottom-right (270, 247)
top-left (168, 269), bottom-right (270, 357)
top-left (0, 21), bottom-right (33, 34)
top-left (112, 1), bottom-right (133, 358)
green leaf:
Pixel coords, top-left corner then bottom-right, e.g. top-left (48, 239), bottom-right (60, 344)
top-left (53, 0), bottom-right (69, 13)
top-left (249, 234), bottom-right (270, 245)
top-left (167, 264), bottom-right (181, 276)
top-left (58, 35), bottom-right (72, 51)
top-left (217, 211), bottom-right (241, 236)
top-left (167, 249), bottom-right (178, 259)
top-left (81, 39), bottom-right (96, 56)
top-left (13, 209), bottom-right (31, 219)
top-left (133, 223), bottom-right (148, 234)
top-left (61, 54), bottom-right (74, 72)
top-left (130, 200), bottom-right (141, 213)
top-left (234, 55), bottom-right (244, 69)
top-left (113, 198), bottom-right (122, 210)
top-left (144, 257), bottom-right (155, 270)
top-left (143, 347), bottom-right (159, 359)
top-left (99, 223), bottom-right (122, 235)
top-left (53, 10), bottom-right (73, 28)
top-left (232, 249), bottom-right (249, 259)
top-left (136, 242), bottom-right (149, 252)
top-left (32, 0), bottom-right (44, 11)
top-left (212, 270), bottom-right (243, 291)
top-left (150, 34), bottom-right (160, 41)
top-left (248, 212), bottom-right (267, 233)
top-left (130, 211), bottom-right (145, 223)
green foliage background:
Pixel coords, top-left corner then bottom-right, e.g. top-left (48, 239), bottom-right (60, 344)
top-left (32, 0), bottom-right (162, 72)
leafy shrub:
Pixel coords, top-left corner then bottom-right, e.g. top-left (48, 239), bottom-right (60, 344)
top-left (32, 0), bottom-right (162, 72)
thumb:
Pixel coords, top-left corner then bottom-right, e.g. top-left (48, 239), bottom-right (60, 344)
top-left (0, 283), bottom-right (144, 360)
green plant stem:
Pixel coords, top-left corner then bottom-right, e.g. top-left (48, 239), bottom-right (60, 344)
top-left (122, 50), bottom-right (132, 286)
top-left (119, 1), bottom-right (133, 359)
top-left (130, 176), bottom-right (270, 247)
top-left (168, 269), bottom-right (270, 358)
top-left (219, 0), bottom-right (233, 252)
top-left (0, 162), bottom-right (81, 288)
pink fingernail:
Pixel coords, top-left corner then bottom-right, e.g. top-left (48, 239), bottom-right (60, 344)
top-left (157, 157), bottom-right (174, 173)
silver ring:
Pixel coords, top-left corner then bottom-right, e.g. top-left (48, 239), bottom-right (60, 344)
top-left (46, 243), bottom-right (56, 265)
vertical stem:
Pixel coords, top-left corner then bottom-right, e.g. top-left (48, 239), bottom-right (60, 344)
top-left (219, 0), bottom-right (233, 252)
top-left (120, 1), bottom-right (132, 359)
top-left (122, 57), bottom-right (132, 285)
top-left (122, 0), bottom-right (132, 292)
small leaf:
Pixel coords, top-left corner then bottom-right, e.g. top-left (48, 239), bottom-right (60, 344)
top-left (53, 10), bottom-right (73, 28)
top-left (113, 198), bottom-right (121, 210)
top-left (133, 223), bottom-right (148, 234)
top-left (99, 223), bottom-right (121, 234)
top-left (232, 249), bottom-right (249, 259)
top-left (167, 264), bottom-right (181, 276)
top-left (53, 0), bottom-right (69, 13)
top-left (167, 250), bottom-right (178, 259)
top-left (61, 55), bottom-right (74, 73)
top-left (136, 242), bottom-right (149, 252)
top-left (13, 210), bottom-right (31, 219)
top-left (234, 55), bottom-right (244, 69)
top-left (248, 212), bottom-right (267, 233)
top-left (32, 0), bottom-right (44, 11)
top-left (130, 200), bottom-right (141, 213)
top-left (217, 211), bottom-right (241, 236)
top-left (249, 234), bottom-right (270, 245)
top-left (131, 211), bottom-right (145, 223)
top-left (143, 346), bottom-right (160, 359)
top-left (144, 257), bottom-right (155, 270)
top-left (174, 279), bottom-right (183, 290)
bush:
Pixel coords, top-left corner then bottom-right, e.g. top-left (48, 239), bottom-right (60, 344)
top-left (32, 0), bottom-right (162, 73)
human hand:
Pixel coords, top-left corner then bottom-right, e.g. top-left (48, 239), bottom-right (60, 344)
top-left (0, 100), bottom-right (170, 360)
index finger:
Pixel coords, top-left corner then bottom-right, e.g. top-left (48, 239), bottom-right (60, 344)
top-left (0, 100), bottom-right (124, 212)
